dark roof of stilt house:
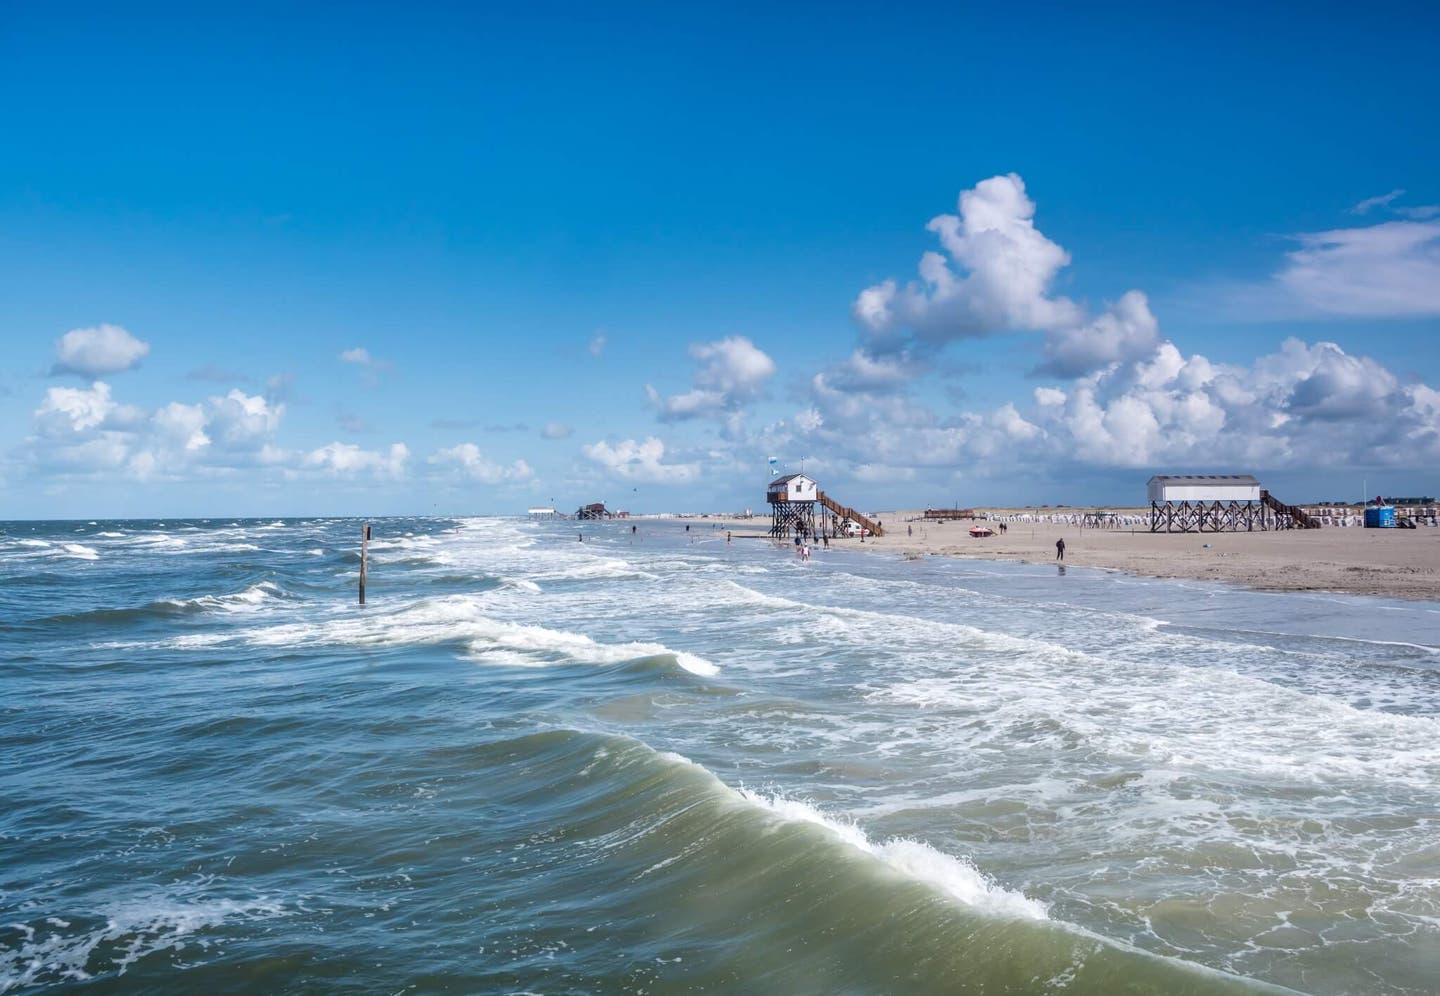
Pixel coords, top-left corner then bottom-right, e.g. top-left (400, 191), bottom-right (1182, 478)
top-left (1147, 474), bottom-right (1259, 486)
top-left (770, 473), bottom-right (810, 485)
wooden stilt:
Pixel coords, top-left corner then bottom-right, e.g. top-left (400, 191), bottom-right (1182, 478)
top-left (359, 523), bottom-right (370, 604)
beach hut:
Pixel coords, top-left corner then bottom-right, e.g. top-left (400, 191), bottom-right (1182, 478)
top-left (1147, 474), bottom-right (1316, 532)
top-left (767, 474), bottom-right (818, 539)
top-left (767, 474), bottom-right (818, 503)
top-left (766, 474), bottom-right (884, 540)
top-left (576, 502), bottom-right (609, 520)
top-left (1147, 475), bottom-right (1261, 504)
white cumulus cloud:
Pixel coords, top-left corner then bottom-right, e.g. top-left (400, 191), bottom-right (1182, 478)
top-left (50, 324), bottom-right (151, 377)
top-left (649, 336), bottom-right (777, 430)
top-left (429, 443), bottom-right (534, 484)
top-left (851, 173), bottom-right (1081, 345)
top-left (1036, 290), bottom-right (1161, 377)
top-left (207, 390), bottom-right (285, 449)
top-left (848, 175), bottom-right (1167, 379)
top-left (582, 437), bottom-right (700, 484)
top-left (35, 382), bottom-right (119, 434)
top-left (303, 441), bottom-right (409, 478)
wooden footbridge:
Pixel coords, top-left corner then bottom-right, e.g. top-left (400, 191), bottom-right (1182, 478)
top-left (766, 473), bottom-right (883, 538)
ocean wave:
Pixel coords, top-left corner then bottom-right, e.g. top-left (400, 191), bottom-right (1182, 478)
top-left (132, 594), bottom-right (717, 676)
top-left (0, 889), bottom-right (289, 990)
top-left (734, 787), bottom-right (1047, 920)
top-left (41, 582), bottom-right (288, 628)
top-left (466, 729), bottom-right (1265, 993)
top-left (161, 581), bottom-right (286, 613)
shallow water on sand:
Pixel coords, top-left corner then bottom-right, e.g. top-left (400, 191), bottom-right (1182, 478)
top-left (3, 516), bottom-right (1439, 993)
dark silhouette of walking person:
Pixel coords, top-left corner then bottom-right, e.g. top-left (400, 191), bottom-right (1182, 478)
top-left (1056, 537), bottom-right (1065, 561)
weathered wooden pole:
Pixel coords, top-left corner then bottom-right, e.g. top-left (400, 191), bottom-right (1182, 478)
top-left (359, 523), bottom-right (371, 605)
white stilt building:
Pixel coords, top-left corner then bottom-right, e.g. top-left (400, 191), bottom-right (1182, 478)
top-left (1146, 474), bottom-right (1316, 532)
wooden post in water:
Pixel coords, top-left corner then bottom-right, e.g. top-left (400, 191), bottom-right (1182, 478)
top-left (359, 523), bottom-right (371, 605)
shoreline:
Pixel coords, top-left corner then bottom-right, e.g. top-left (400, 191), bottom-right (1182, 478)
top-left (689, 509), bottom-right (1440, 603)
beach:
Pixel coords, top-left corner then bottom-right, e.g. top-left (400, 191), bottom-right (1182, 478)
top-left (708, 510), bottom-right (1440, 601)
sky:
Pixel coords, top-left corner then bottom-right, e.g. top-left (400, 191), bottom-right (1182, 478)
top-left (3, 2), bottom-right (1438, 518)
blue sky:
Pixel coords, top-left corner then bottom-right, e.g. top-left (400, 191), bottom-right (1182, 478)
top-left (3, 2), bottom-right (1438, 517)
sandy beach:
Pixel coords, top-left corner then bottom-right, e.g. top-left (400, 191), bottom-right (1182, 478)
top-left (706, 509), bottom-right (1440, 601)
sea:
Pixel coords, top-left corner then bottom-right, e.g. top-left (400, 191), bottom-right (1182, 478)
top-left (3, 516), bottom-right (1439, 994)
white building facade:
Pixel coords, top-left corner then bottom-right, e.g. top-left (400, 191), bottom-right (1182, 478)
top-left (1147, 475), bottom-right (1261, 504)
top-left (767, 473), bottom-right (818, 503)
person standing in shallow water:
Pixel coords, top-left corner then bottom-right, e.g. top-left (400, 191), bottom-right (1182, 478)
top-left (1056, 537), bottom-right (1065, 561)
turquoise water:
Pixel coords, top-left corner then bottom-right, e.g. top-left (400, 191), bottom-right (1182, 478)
top-left (3, 516), bottom-right (1439, 993)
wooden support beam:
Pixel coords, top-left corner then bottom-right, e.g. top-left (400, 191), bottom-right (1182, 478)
top-left (359, 523), bottom-right (371, 605)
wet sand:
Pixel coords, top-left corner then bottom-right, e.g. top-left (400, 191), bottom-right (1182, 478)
top-left (703, 510), bottom-right (1440, 602)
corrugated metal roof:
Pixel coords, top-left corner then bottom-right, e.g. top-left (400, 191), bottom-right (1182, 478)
top-left (1148, 474), bottom-right (1260, 486)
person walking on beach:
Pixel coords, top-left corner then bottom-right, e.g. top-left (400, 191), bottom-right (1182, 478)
top-left (1055, 537), bottom-right (1065, 561)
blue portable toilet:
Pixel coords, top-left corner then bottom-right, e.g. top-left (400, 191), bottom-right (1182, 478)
top-left (1364, 505), bottom-right (1396, 528)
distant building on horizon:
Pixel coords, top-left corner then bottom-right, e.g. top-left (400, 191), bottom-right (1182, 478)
top-left (576, 502), bottom-right (609, 520)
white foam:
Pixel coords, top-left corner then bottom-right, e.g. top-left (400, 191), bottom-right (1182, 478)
top-left (144, 594), bottom-right (718, 676)
top-left (464, 618), bottom-right (719, 676)
top-left (160, 581), bottom-right (284, 614)
top-left (61, 544), bottom-right (99, 560)
top-left (0, 892), bottom-right (288, 989)
top-left (736, 789), bottom-right (1047, 921)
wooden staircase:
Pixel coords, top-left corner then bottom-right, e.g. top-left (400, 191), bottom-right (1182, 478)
top-left (1260, 490), bottom-right (1320, 529)
top-left (817, 491), bottom-right (884, 537)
